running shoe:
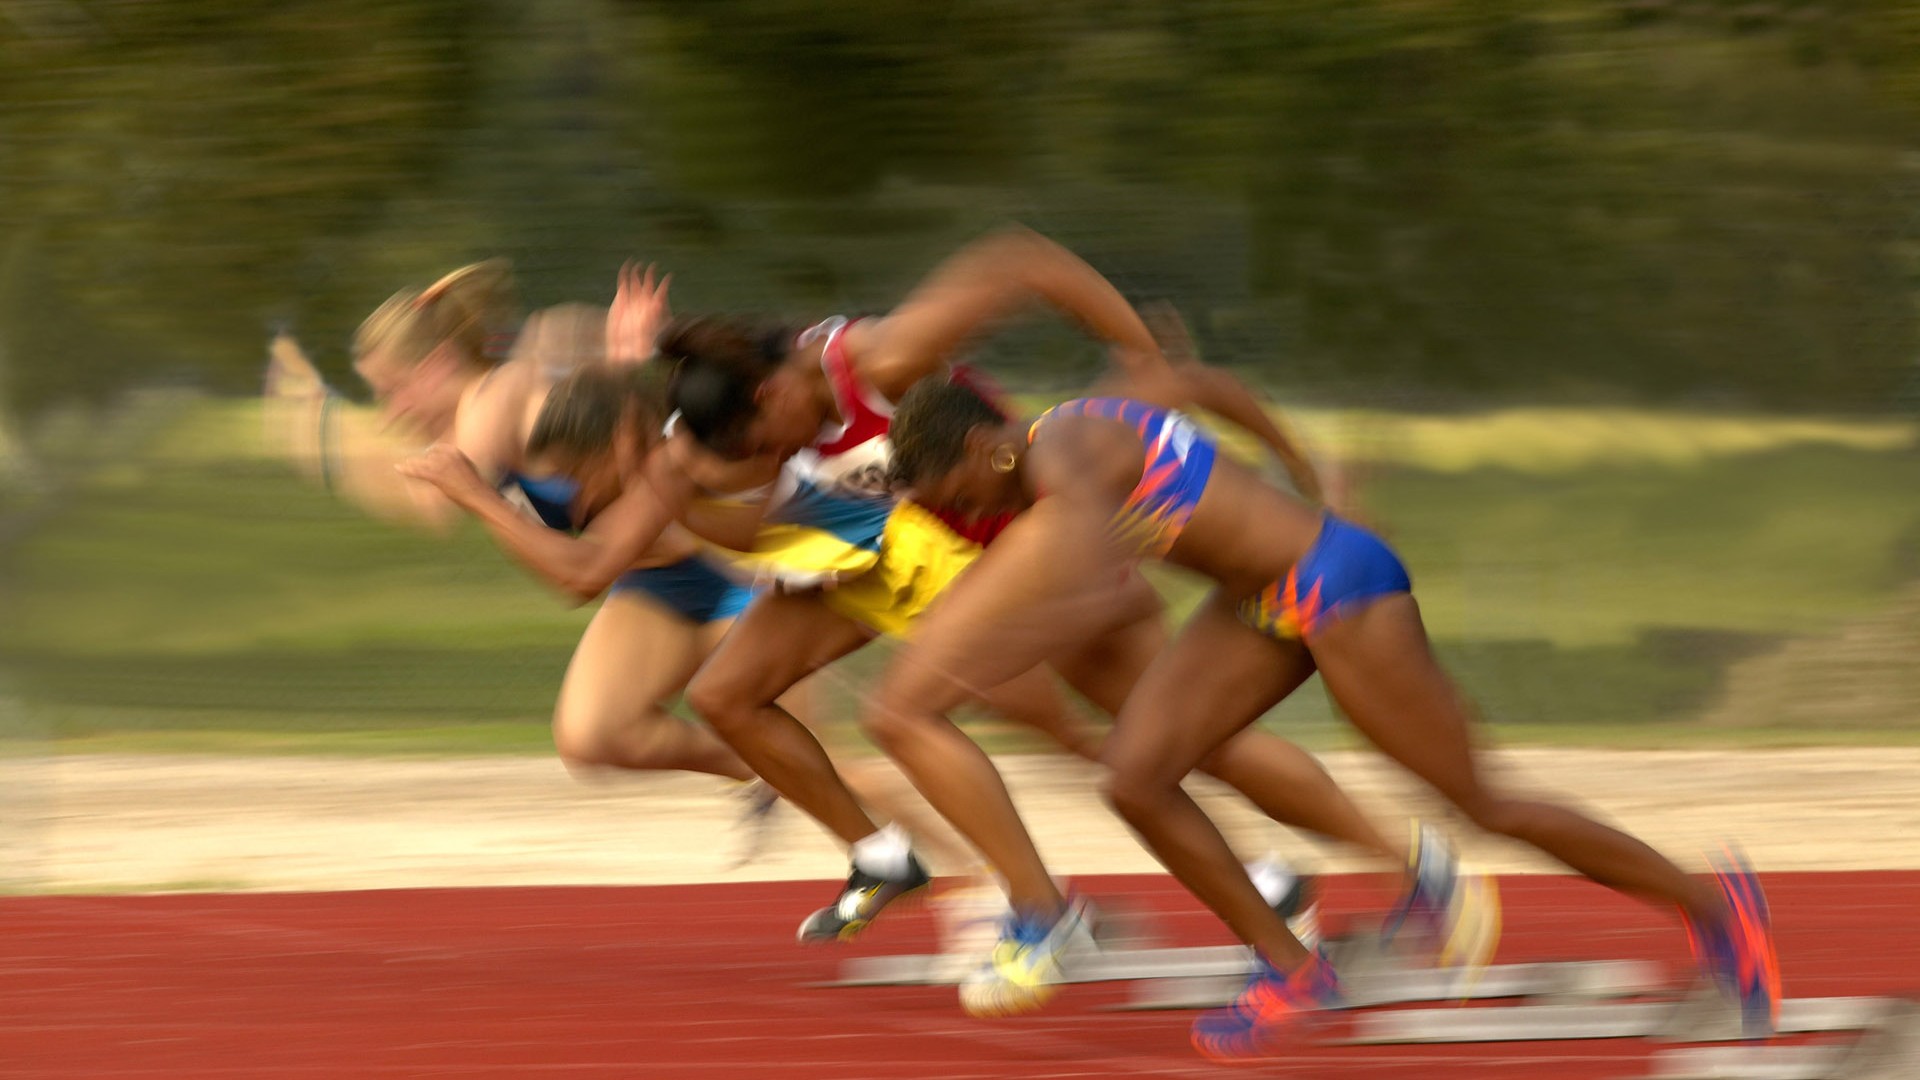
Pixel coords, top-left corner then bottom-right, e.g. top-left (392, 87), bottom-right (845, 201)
top-left (932, 879), bottom-right (1014, 983)
top-left (796, 853), bottom-right (932, 944)
top-left (958, 897), bottom-right (1096, 1017)
top-left (1385, 823), bottom-right (1501, 980)
top-left (1192, 950), bottom-right (1342, 1061)
top-left (1685, 845), bottom-right (1781, 1039)
top-left (724, 779), bottom-right (782, 870)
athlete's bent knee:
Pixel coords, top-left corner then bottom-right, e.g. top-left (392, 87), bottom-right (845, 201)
top-left (1102, 764), bottom-right (1172, 826)
top-left (859, 686), bottom-right (925, 756)
top-left (553, 721), bottom-right (617, 773)
top-left (1454, 793), bottom-right (1529, 839)
top-left (685, 669), bottom-right (754, 734)
top-left (1191, 745), bottom-right (1238, 784)
top-left (552, 705), bottom-right (604, 766)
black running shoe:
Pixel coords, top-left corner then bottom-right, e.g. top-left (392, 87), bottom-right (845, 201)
top-left (796, 854), bottom-right (932, 943)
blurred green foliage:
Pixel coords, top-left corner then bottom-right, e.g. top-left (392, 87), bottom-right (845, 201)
top-left (2, 0), bottom-right (1918, 414)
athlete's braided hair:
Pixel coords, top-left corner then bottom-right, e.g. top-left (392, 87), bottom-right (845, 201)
top-left (889, 377), bottom-right (1006, 489)
top-left (528, 364), bottom-right (672, 463)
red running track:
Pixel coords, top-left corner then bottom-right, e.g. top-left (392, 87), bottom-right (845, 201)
top-left (4, 872), bottom-right (1918, 1079)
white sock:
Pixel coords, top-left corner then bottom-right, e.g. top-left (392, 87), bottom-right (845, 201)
top-left (1246, 855), bottom-right (1299, 909)
top-left (851, 823), bottom-right (912, 879)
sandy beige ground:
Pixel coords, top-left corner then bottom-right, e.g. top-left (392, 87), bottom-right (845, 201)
top-left (5, 748), bottom-right (1920, 893)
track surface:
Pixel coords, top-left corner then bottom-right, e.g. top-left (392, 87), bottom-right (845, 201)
top-left (5, 872), bottom-right (1917, 1079)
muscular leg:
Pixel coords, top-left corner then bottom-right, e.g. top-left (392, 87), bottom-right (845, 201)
top-left (1042, 572), bottom-right (1163, 719)
top-left (696, 617), bottom-right (819, 744)
top-left (1310, 594), bottom-right (1725, 921)
top-left (687, 608), bottom-right (981, 870)
top-left (835, 758), bottom-right (984, 873)
top-left (554, 592), bottom-right (754, 780)
top-left (1198, 736), bottom-right (1403, 866)
top-left (862, 505), bottom-right (1141, 917)
top-left (686, 589), bottom-right (880, 845)
top-left (1102, 592), bottom-right (1322, 966)
top-left (975, 665), bottom-right (1103, 761)
top-left (1048, 580), bottom-right (1402, 866)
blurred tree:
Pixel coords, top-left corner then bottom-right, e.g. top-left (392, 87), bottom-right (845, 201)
top-left (0, 0), bottom-right (1913, 411)
top-left (0, 0), bottom-right (475, 410)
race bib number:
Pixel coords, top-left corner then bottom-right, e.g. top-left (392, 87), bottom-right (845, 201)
top-left (792, 439), bottom-right (894, 499)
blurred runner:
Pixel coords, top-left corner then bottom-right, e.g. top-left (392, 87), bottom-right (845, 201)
top-left (884, 324), bottom-right (1779, 1057)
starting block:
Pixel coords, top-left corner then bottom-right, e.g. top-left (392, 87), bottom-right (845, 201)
top-left (1641, 1000), bottom-right (1920, 1080)
top-left (818, 921), bottom-right (1379, 990)
top-left (819, 924), bottom-right (1664, 1018)
top-left (1124, 958), bottom-right (1665, 1011)
top-left (1346, 989), bottom-right (1894, 1045)
top-left (816, 943), bottom-right (1256, 988)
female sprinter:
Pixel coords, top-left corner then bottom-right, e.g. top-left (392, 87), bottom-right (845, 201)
top-left (398, 232), bottom-right (1422, 1001)
top-left (264, 261), bottom-right (784, 847)
top-left (655, 234), bottom-right (1470, 994)
top-left (882, 358), bottom-right (1781, 1057)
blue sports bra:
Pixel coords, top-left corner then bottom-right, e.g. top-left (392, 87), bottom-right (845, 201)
top-left (1027, 397), bottom-right (1217, 557)
top-left (500, 471), bottom-right (579, 532)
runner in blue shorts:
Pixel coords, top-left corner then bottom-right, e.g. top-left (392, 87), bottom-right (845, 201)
top-left (269, 263), bottom-right (780, 816)
top-left (884, 353), bottom-right (1782, 1060)
top-left (401, 236), bottom-right (1426, 996)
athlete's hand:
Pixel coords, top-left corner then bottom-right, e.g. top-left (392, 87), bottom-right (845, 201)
top-left (264, 332), bottom-right (326, 399)
top-left (1140, 301), bottom-right (1197, 365)
top-left (606, 260), bottom-right (672, 365)
top-left (397, 443), bottom-right (491, 509)
top-left (261, 332), bottom-right (331, 474)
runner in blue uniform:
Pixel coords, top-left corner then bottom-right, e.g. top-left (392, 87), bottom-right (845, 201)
top-left (884, 351), bottom-right (1780, 1058)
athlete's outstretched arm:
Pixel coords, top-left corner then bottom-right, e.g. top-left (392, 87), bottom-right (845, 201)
top-left (654, 436), bottom-right (781, 553)
top-left (264, 333), bottom-right (462, 533)
top-left (672, 496), bottom-right (766, 553)
top-left (398, 444), bottom-right (682, 604)
top-left (1135, 303), bottom-right (1323, 503)
top-left (1170, 366), bottom-right (1322, 504)
top-left (855, 227), bottom-right (1166, 400)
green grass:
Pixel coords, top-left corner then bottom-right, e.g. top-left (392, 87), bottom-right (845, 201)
top-left (2, 396), bottom-right (1915, 754)
top-left (1366, 451), bottom-right (1920, 646)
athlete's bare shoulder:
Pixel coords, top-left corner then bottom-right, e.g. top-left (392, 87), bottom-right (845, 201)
top-left (454, 358), bottom-right (544, 475)
top-left (837, 316), bottom-right (884, 363)
top-left (1027, 409), bottom-right (1144, 507)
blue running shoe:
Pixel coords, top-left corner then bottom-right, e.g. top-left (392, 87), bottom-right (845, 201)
top-left (1192, 950), bottom-right (1342, 1061)
top-left (1686, 846), bottom-right (1781, 1039)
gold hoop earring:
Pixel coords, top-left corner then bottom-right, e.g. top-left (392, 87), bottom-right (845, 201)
top-left (990, 446), bottom-right (1018, 474)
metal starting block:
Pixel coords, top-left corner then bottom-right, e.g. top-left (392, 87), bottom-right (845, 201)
top-left (1125, 958), bottom-right (1665, 1011)
top-left (1346, 987), bottom-right (1895, 1045)
top-left (817, 943), bottom-right (1258, 988)
top-left (819, 923), bottom-right (1384, 990)
top-left (820, 923), bottom-right (1665, 1018)
top-left (1641, 1000), bottom-right (1920, 1080)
